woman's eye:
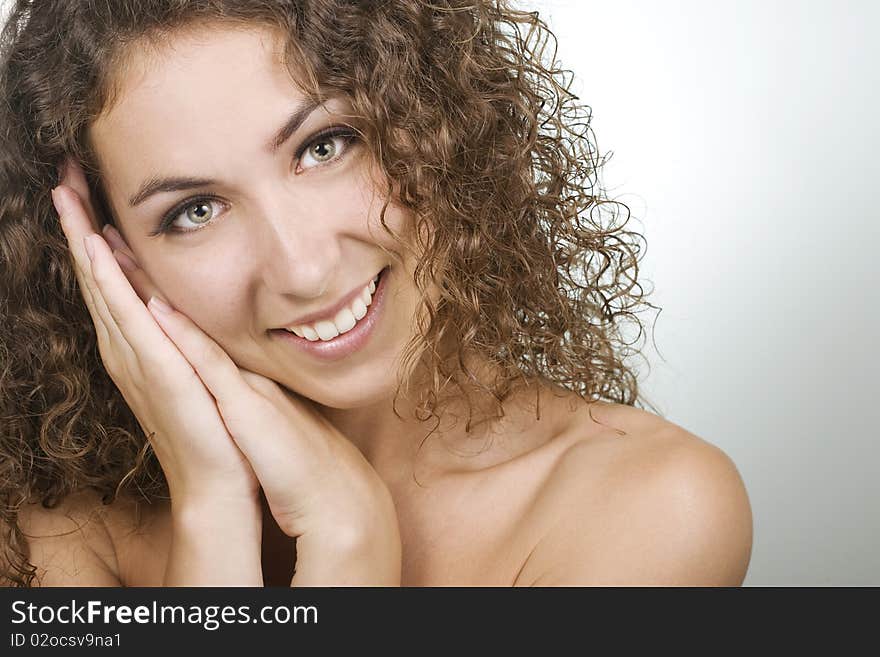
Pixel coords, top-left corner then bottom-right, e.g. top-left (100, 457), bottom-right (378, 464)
top-left (151, 197), bottom-right (227, 236)
top-left (151, 128), bottom-right (357, 237)
top-left (298, 130), bottom-right (357, 171)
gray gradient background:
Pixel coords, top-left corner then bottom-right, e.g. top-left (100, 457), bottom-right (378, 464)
top-left (533, 0), bottom-right (879, 585)
top-left (2, 1), bottom-right (876, 585)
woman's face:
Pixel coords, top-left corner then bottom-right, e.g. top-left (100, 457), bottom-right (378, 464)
top-left (89, 24), bottom-right (422, 409)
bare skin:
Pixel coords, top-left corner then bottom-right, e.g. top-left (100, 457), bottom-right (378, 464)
top-left (15, 23), bottom-right (752, 586)
top-left (20, 394), bottom-right (753, 586)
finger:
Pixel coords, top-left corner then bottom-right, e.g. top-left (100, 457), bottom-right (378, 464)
top-left (145, 300), bottom-right (268, 436)
top-left (86, 230), bottom-right (183, 367)
top-left (102, 224), bottom-right (136, 259)
top-left (134, 273), bottom-right (323, 487)
top-left (55, 161), bottom-right (151, 352)
top-left (54, 180), bottom-right (179, 377)
top-left (90, 202), bottom-right (165, 307)
top-left (60, 158), bottom-right (101, 232)
top-left (58, 157), bottom-right (130, 281)
top-left (53, 185), bottom-right (116, 349)
top-left (56, 157), bottom-right (111, 322)
top-left (112, 249), bottom-right (157, 305)
top-left (239, 369), bottom-right (310, 411)
top-left (102, 229), bottom-right (166, 306)
top-left (55, 164), bottom-right (197, 389)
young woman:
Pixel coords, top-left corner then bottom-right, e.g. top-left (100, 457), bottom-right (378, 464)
top-left (0, 0), bottom-right (752, 586)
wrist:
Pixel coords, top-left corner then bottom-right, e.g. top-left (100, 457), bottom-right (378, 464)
top-left (292, 486), bottom-right (401, 586)
top-left (164, 496), bottom-right (263, 587)
top-left (172, 494), bottom-right (263, 535)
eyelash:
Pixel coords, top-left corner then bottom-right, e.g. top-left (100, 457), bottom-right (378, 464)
top-left (148, 126), bottom-right (359, 237)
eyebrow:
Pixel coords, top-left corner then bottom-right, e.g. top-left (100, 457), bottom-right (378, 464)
top-left (127, 98), bottom-right (323, 208)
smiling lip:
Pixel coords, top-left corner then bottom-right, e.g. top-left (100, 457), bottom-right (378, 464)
top-left (269, 266), bottom-right (390, 361)
top-left (277, 268), bottom-right (384, 328)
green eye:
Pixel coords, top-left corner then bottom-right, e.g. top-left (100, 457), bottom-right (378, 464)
top-left (183, 201), bottom-right (215, 225)
top-left (305, 138), bottom-right (336, 164)
top-left (296, 128), bottom-right (358, 171)
top-left (150, 196), bottom-right (226, 237)
top-left (149, 126), bottom-right (359, 238)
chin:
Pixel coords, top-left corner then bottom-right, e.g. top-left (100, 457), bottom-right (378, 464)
top-left (291, 372), bottom-right (401, 410)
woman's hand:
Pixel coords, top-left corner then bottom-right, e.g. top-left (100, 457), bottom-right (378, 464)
top-left (52, 159), bottom-right (261, 509)
top-left (54, 158), bottom-right (270, 586)
top-left (130, 261), bottom-right (402, 585)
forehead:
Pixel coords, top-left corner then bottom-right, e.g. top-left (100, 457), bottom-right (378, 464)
top-left (89, 24), bottom-right (308, 191)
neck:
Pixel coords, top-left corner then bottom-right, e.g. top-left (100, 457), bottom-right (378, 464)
top-left (316, 348), bottom-right (545, 484)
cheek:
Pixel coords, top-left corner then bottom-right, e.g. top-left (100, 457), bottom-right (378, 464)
top-left (363, 200), bottom-right (425, 276)
top-left (147, 264), bottom-right (249, 333)
top-left (354, 165), bottom-right (415, 243)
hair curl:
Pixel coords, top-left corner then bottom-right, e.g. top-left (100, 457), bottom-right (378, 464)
top-left (0, 0), bottom-right (661, 586)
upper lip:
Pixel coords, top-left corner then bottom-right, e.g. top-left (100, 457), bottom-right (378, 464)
top-left (274, 268), bottom-right (383, 329)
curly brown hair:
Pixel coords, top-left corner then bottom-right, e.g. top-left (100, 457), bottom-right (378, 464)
top-left (0, 0), bottom-right (660, 586)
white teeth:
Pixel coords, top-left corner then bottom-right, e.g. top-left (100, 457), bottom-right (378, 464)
top-left (351, 297), bottom-right (367, 320)
top-left (313, 320), bottom-right (339, 341)
top-left (285, 270), bottom-right (382, 341)
top-left (333, 306), bottom-right (357, 333)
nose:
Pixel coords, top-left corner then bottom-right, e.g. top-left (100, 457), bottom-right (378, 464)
top-left (255, 199), bottom-right (341, 300)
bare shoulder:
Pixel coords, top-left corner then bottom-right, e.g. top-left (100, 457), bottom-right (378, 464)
top-left (9, 489), bottom-right (122, 586)
top-left (515, 402), bottom-right (753, 586)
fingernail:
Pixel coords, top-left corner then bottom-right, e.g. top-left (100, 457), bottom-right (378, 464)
top-left (83, 235), bottom-right (95, 260)
top-left (148, 295), bottom-right (172, 315)
top-left (51, 186), bottom-right (67, 216)
top-left (102, 223), bottom-right (123, 247)
top-left (113, 249), bottom-right (139, 272)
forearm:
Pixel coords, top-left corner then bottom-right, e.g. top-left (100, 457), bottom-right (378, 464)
top-left (291, 488), bottom-right (401, 587)
top-left (164, 497), bottom-right (263, 586)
